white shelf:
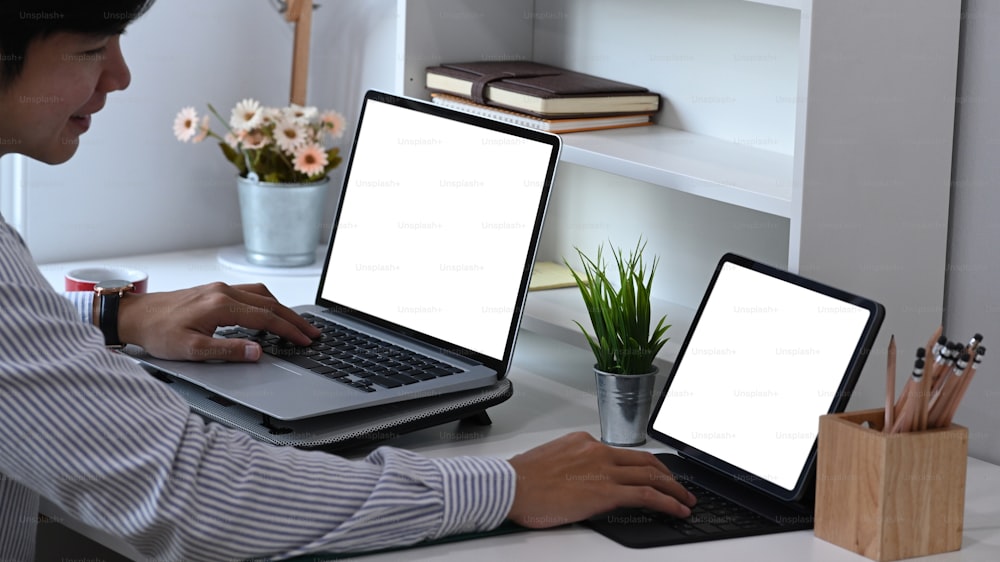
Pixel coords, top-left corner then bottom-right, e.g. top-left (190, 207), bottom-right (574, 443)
top-left (521, 287), bottom-right (695, 367)
top-left (743, 0), bottom-right (803, 10)
top-left (561, 125), bottom-right (794, 218)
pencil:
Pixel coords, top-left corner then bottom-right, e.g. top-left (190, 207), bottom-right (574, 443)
top-left (941, 346), bottom-right (985, 427)
top-left (967, 333), bottom-right (984, 354)
top-left (929, 341), bottom-right (955, 394)
top-left (891, 358), bottom-right (924, 434)
top-left (895, 327), bottom-right (941, 421)
top-left (916, 333), bottom-right (941, 431)
top-left (910, 359), bottom-right (928, 432)
top-left (931, 334), bottom-right (982, 428)
top-left (885, 335), bottom-right (896, 432)
top-left (927, 352), bottom-right (968, 428)
top-left (916, 357), bottom-right (931, 431)
top-left (927, 352), bottom-right (966, 427)
top-left (932, 346), bottom-right (963, 424)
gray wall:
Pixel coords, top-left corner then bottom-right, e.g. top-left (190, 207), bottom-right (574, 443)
top-left (946, 0), bottom-right (1000, 464)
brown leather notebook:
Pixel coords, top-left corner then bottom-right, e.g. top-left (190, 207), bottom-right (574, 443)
top-left (425, 60), bottom-right (660, 117)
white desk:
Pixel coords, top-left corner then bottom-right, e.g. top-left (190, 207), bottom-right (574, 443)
top-left (38, 248), bottom-right (1000, 562)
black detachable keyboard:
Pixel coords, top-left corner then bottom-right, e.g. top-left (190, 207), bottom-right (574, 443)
top-left (638, 481), bottom-right (776, 538)
top-left (217, 313), bottom-right (463, 393)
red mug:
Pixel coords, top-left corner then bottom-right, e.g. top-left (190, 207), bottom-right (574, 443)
top-left (65, 266), bottom-right (149, 294)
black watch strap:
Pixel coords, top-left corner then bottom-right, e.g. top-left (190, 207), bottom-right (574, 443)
top-left (99, 291), bottom-right (123, 347)
top-left (95, 280), bottom-right (134, 347)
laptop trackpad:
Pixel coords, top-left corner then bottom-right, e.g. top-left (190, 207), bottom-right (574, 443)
top-left (150, 359), bottom-right (332, 403)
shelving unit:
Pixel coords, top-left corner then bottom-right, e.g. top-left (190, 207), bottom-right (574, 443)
top-left (394, 0), bottom-right (962, 410)
top-left (560, 126), bottom-right (794, 218)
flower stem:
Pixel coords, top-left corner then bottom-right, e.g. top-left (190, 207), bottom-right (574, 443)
top-left (206, 103), bottom-right (234, 134)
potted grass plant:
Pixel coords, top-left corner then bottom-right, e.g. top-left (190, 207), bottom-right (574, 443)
top-left (566, 238), bottom-right (670, 446)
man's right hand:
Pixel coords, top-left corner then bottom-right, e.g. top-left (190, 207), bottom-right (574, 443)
top-left (506, 432), bottom-right (697, 528)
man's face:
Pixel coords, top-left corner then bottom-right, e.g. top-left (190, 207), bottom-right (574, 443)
top-left (0, 32), bottom-right (131, 164)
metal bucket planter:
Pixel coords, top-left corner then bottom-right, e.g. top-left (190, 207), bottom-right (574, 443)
top-left (594, 366), bottom-right (658, 446)
top-left (236, 174), bottom-right (330, 267)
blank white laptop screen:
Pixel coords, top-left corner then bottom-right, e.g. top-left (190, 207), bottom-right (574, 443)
top-left (650, 260), bottom-right (874, 492)
top-left (320, 98), bottom-right (554, 360)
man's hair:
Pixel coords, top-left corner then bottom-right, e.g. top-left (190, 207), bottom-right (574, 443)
top-left (0, 1), bottom-right (155, 85)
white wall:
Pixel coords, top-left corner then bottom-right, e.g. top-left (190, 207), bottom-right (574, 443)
top-left (4, 0), bottom-right (396, 264)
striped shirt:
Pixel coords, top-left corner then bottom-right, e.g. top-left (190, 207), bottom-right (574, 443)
top-left (0, 216), bottom-right (515, 561)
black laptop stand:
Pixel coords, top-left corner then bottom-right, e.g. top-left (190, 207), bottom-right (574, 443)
top-left (145, 366), bottom-right (513, 451)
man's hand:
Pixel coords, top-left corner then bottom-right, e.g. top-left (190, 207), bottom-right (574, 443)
top-left (116, 282), bottom-right (320, 362)
top-left (506, 432), bottom-right (696, 528)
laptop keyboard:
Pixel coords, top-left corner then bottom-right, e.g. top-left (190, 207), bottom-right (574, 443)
top-left (216, 313), bottom-right (464, 393)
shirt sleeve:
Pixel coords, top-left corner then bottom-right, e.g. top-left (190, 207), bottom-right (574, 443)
top-left (0, 225), bottom-right (516, 561)
top-left (62, 290), bottom-right (93, 324)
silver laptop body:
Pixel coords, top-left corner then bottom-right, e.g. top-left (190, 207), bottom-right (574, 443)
top-left (134, 90), bottom-right (561, 420)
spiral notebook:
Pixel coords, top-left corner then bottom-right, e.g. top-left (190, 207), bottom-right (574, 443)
top-left (431, 93), bottom-right (653, 134)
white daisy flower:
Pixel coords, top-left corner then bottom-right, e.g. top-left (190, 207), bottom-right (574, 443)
top-left (274, 117), bottom-right (308, 153)
top-left (284, 103), bottom-right (319, 124)
top-left (260, 106), bottom-right (282, 126)
top-left (229, 98), bottom-right (263, 131)
top-left (173, 107), bottom-right (198, 142)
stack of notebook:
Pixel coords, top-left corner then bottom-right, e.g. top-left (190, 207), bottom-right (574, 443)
top-left (426, 60), bottom-right (660, 133)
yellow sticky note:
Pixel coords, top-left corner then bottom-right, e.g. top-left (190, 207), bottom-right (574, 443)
top-left (529, 261), bottom-right (579, 291)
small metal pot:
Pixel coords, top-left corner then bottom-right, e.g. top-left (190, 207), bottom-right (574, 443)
top-left (236, 174), bottom-right (330, 267)
top-left (594, 366), bottom-right (658, 446)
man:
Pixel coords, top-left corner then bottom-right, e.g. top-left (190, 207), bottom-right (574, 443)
top-left (0, 2), bottom-right (695, 560)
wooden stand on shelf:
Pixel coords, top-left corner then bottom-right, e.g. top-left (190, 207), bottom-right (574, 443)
top-left (285, 0), bottom-right (313, 105)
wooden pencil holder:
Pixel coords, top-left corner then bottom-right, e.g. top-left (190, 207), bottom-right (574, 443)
top-left (814, 408), bottom-right (968, 562)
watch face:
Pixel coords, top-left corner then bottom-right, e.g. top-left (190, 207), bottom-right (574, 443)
top-left (94, 279), bottom-right (135, 293)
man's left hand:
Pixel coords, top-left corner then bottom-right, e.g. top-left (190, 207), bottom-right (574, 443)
top-left (116, 282), bottom-right (320, 362)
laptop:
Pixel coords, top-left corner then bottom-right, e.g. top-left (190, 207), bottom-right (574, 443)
top-left (134, 90), bottom-right (561, 421)
top-left (587, 253), bottom-right (884, 548)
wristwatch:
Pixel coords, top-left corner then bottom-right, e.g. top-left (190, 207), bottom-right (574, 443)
top-left (94, 279), bottom-right (135, 347)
